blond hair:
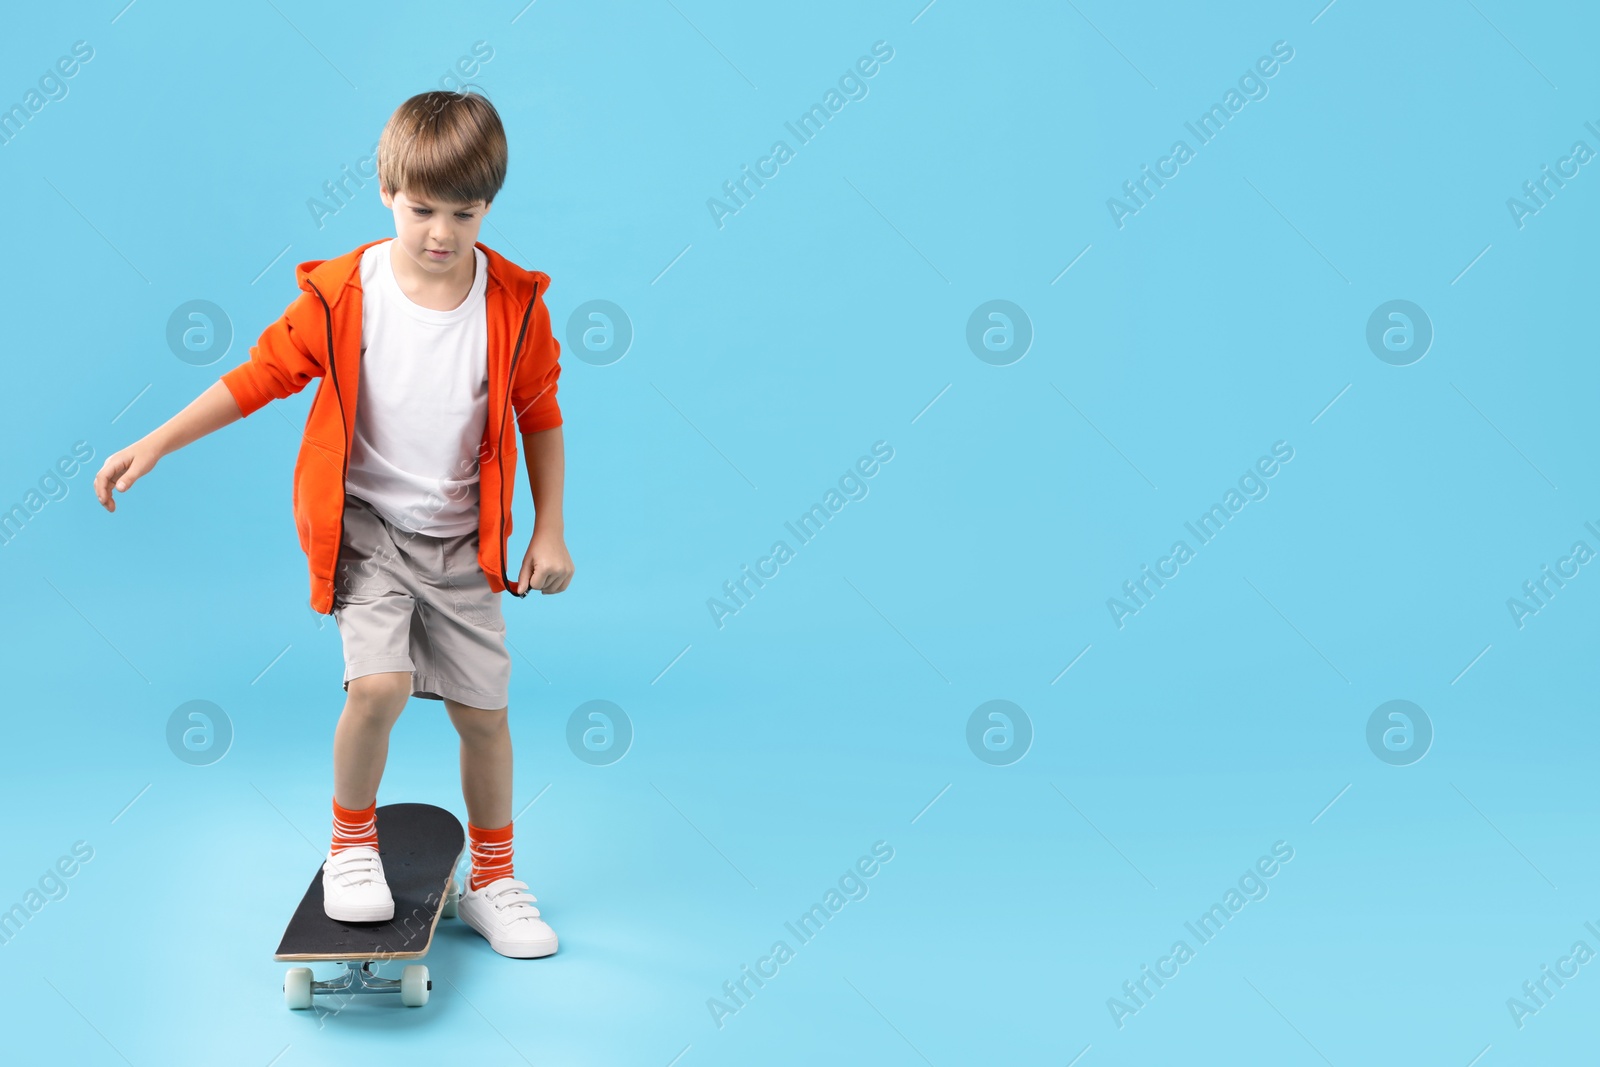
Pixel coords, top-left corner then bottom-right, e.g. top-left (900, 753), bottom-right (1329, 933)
top-left (377, 90), bottom-right (507, 206)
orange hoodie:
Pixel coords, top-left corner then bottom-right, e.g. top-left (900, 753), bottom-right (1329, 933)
top-left (219, 238), bottom-right (562, 614)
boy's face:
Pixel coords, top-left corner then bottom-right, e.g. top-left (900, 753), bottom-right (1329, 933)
top-left (378, 185), bottom-right (491, 280)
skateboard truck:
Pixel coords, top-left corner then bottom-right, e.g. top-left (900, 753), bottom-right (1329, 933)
top-left (284, 959), bottom-right (433, 1009)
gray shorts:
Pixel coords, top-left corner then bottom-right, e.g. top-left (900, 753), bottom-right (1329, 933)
top-left (331, 491), bottom-right (511, 709)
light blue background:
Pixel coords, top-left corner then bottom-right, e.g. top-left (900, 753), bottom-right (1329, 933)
top-left (1, 1), bottom-right (1597, 1063)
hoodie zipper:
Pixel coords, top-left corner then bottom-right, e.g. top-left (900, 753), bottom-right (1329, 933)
top-left (307, 279), bottom-right (346, 616)
top-left (497, 283), bottom-right (539, 595)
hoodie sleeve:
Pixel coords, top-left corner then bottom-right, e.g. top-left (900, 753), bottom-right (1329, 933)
top-left (219, 289), bottom-right (327, 418)
top-left (511, 284), bottom-right (563, 435)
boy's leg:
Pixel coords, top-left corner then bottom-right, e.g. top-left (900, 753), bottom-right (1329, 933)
top-left (444, 698), bottom-right (512, 826)
top-left (417, 521), bottom-right (519, 891)
top-left (445, 694), bottom-right (558, 957)
top-left (333, 671), bottom-right (413, 809)
top-left (321, 670), bottom-right (411, 919)
top-left (445, 697), bottom-right (514, 888)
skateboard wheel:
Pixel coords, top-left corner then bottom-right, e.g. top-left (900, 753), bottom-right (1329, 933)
top-left (284, 967), bottom-right (314, 1010)
top-left (400, 964), bottom-right (429, 1007)
top-left (442, 878), bottom-right (459, 919)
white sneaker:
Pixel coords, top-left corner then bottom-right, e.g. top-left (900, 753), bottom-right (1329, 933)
top-left (458, 876), bottom-right (558, 958)
top-left (321, 845), bottom-right (395, 922)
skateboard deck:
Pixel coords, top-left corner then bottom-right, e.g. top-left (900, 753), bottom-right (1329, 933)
top-left (276, 803), bottom-right (465, 1009)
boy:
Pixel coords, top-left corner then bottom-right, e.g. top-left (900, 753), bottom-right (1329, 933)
top-left (91, 90), bottom-right (570, 959)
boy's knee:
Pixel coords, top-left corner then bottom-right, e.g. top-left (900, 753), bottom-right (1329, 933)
top-left (345, 672), bottom-right (412, 717)
top-left (448, 702), bottom-right (507, 740)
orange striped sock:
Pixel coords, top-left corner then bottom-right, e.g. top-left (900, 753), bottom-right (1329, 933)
top-left (331, 797), bottom-right (378, 853)
top-left (468, 820), bottom-right (514, 890)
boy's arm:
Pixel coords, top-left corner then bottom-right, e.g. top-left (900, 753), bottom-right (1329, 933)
top-left (514, 426), bottom-right (572, 595)
top-left (94, 288), bottom-right (325, 513)
top-left (93, 381), bottom-right (242, 512)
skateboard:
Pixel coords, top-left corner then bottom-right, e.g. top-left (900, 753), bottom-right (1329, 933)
top-left (275, 802), bottom-right (466, 1010)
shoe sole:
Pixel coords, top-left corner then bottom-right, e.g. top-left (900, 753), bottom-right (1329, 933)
top-left (461, 911), bottom-right (557, 958)
top-left (323, 903), bottom-right (395, 922)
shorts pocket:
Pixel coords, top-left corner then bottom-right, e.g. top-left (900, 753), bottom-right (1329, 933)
top-left (440, 532), bottom-right (501, 632)
top-left (334, 502), bottom-right (394, 601)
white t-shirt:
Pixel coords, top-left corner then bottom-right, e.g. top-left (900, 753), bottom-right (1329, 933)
top-left (345, 239), bottom-right (490, 537)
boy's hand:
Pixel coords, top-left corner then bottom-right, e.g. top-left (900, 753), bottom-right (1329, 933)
top-left (93, 437), bottom-right (162, 513)
top-left (516, 527), bottom-right (573, 595)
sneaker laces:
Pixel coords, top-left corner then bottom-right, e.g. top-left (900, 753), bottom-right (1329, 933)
top-left (483, 878), bottom-right (542, 922)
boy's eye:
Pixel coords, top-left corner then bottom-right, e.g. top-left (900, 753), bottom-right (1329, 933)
top-left (412, 208), bottom-right (474, 219)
